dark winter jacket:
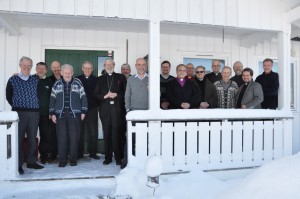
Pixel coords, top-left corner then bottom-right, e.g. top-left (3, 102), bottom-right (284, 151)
top-left (37, 76), bottom-right (53, 116)
top-left (206, 72), bottom-right (222, 84)
top-left (166, 78), bottom-right (200, 109)
top-left (194, 77), bottom-right (218, 108)
top-left (255, 71), bottom-right (279, 109)
top-left (49, 78), bottom-right (88, 118)
top-left (76, 74), bottom-right (99, 110)
top-left (230, 75), bottom-right (244, 87)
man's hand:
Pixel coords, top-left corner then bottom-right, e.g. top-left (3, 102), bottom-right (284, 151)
top-left (81, 114), bottom-right (85, 121)
top-left (51, 115), bottom-right (57, 123)
top-left (200, 102), bottom-right (209, 109)
top-left (161, 102), bottom-right (170, 110)
top-left (181, 102), bottom-right (190, 109)
top-left (104, 92), bottom-right (117, 99)
top-left (241, 105), bottom-right (247, 109)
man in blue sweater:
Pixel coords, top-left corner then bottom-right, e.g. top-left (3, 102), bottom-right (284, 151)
top-left (6, 56), bottom-right (44, 175)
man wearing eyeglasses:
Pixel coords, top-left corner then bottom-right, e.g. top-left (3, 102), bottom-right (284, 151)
top-left (194, 66), bottom-right (217, 109)
top-left (76, 61), bottom-right (100, 160)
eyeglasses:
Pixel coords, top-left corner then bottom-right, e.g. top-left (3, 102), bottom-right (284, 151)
top-left (83, 67), bottom-right (93, 70)
top-left (196, 71), bottom-right (204, 74)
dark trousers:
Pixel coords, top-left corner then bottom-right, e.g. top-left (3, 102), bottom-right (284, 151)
top-left (38, 115), bottom-right (50, 159)
top-left (56, 114), bottom-right (81, 163)
top-left (100, 103), bottom-right (125, 162)
top-left (49, 120), bottom-right (58, 157)
top-left (78, 107), bottom-right (98, 156)
top-left (17, 111), bottom-right (40, 167)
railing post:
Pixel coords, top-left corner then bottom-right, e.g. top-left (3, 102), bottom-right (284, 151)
top-left (0, 112), bottom-right (18, 180)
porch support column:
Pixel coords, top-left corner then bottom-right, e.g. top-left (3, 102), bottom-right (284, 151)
top-left (277, 24), bottom-right (291, 110)
top-left (148, 0), bottom-right (161, 110)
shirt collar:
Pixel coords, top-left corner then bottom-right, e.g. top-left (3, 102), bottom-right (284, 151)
top-left (135, 73), bottom-right (148, 80)
top-left (18, 72), bottom-right (30, 80)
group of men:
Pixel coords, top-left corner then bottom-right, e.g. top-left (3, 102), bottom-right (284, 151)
top-left (6, 56), bottom-right (148, 175)
top-left (6, 55), bottom-right (278, 176)
top-left (160, 58), bottom-right (279, 110)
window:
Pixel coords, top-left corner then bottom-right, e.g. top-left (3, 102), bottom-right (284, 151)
top-left (183, 58), bottom-right (225, 73)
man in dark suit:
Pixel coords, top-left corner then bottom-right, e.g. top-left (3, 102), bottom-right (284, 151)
top-left (76, 61), bottom-right (99, 160)
top-left (166, 64), bottom-right (200, 109)
top-left (255, 58), bottom-right (279, 109)
top-left (206, 60), bottom-right (222, 84)
top-left (94, 58), bottom-right (127, 165)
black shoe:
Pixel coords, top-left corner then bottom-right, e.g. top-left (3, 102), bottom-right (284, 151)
top-left (40, 156), bottom-right (47, 164)
top-left (120, 162), bottom-right (127, 169)
top-left (58, 162), bottom-right (67, 167)
top-left (116, 161), bottom-right (122, 165)
top-left (103, 159), bottom-right (112, 165)
top-left (89, 154), bottom-right (100, 160)
top-left (27, 163), bottom-right (44, 169)
top-left (18, 167), bottom-right (24, 175)
top-left (70, 161), bottom-right (77, 166)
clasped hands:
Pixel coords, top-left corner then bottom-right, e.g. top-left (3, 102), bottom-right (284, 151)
top-left (104, 92), bottom-right (117, 99)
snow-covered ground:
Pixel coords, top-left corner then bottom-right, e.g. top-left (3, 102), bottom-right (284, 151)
top-left (1, 153), bottom-right (300, 199)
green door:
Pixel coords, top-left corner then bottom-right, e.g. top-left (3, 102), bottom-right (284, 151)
top-left (45, 49), bottom-right (114, 77)
top-left (45, 49), bottom-right (114, 155)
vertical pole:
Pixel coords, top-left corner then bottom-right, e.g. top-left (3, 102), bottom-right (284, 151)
top-left (148, 21), bottom-right (160, 110)
top-left (277, 24), bottom-right (291, 110)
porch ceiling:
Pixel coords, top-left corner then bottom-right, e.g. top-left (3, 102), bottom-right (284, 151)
top-left (0, 12), bottom-right (263, 39)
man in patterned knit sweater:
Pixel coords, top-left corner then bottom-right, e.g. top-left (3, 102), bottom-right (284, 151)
top-left (6, 56), bottom-right (44, 175)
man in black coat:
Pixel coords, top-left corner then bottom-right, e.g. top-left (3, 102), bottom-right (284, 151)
top-left (166, 64), bottom-right (200, 109)
top-left (205, 60), bottom-right (222, 84)
top-left (255, 58), bottom-right (279, 109)
top-left (230, 61), bottom-right (244, 87)
top-left (36, 62), bottom-right (53, 164)
top-left (194, 66), bottom-right (217, 108)
top-left (76, 61), bottom-right (99, 160)
top-left (94, 58), bottom-right (127, 165)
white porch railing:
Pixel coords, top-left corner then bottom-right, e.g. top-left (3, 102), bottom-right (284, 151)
top-left (0, 112), bottom-right (18, 180)
top-left (126, 109), bottom-right (293, 172)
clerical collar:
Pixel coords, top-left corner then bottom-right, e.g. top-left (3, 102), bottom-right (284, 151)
top-left (161, 74), bottom-right (169, 79)
top-left (198, 78), bottom-right (204, 81)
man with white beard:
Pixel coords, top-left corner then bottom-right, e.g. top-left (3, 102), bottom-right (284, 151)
top-left (230, 61), bottom-right (244, 87)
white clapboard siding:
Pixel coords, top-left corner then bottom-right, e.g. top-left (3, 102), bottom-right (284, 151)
top-left (161, 122), bottom-right (174, 166)
top-left (214, 0), bottom-right (225, 26)
top-left (253, 121), bottom-right (264, 165)
top-left (189, 0), bottom-right (202, 24)
top-left (174, 122), bottom-right (186, 166)
top-left (186, 122), bottom-right (198, 165)
top-left (44, 0), bottom-right (60, 14)
top-left (263, 121), bottom-right (274, 162)
top-left (210, 122), bottom-right (221, 165)
top-left (198, 122), bottom-right (210, 168)
top-left (243, 121), bottom-right (253, 165)
top-left (176, 0), bottom-right (188, 22)
top-left (1, 0), bottom-right (285, 31)
top-left (226, 0), bottom-right (238, 27)
top-left (221, 121), bottom-right (232, 167)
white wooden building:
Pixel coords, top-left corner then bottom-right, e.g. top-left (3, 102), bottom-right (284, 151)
top-left (0, 0), bottom-right (300, 179)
